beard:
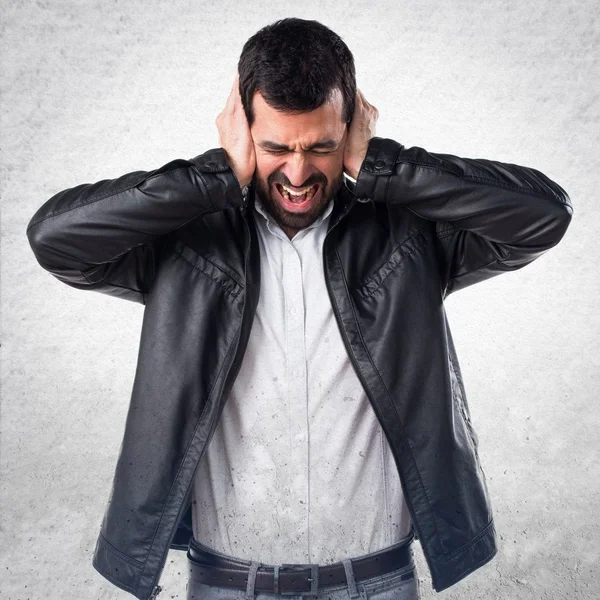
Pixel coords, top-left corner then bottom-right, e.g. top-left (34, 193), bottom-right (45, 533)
top-left (253, 169), bottom-right (344, 233)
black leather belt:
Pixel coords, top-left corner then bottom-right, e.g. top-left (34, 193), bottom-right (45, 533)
top-left (187, 534), bottom-right (414, 595)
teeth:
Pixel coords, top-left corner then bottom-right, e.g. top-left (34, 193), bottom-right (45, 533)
top-left (282, 184), bottom-right (314, 196)
top-left (278, 183), bottom-right (317, 202)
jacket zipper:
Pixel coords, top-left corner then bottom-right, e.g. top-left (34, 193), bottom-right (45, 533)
top-left (322, 198), bottom-right (433, 569)
top-left (148, 206), bottom-right (251, 600)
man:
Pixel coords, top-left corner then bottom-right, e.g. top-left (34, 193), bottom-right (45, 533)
top-left (25, 17), bottom-right (572, 600)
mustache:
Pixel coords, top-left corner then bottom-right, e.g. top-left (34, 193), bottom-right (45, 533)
top-left (268, 175), bottom-right (326, 189)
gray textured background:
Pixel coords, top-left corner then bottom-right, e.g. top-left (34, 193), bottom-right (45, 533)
top-left (2, 0), bottom-right (599, 598)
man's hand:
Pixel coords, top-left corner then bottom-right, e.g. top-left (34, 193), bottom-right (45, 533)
top-left (343, 89), bottom-right (379, 180)
top-left (216, 73), bottom-right (256, 189)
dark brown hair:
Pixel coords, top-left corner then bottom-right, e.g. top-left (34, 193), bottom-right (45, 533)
top-left (238, 18), bottom-right (356, 127)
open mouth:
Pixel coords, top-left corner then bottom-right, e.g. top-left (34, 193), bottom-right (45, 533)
top-left (274, 182), bottom-right (321, 211)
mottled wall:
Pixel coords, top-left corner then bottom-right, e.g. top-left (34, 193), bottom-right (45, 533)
top-left (2, 1), bottom-right (598, 598)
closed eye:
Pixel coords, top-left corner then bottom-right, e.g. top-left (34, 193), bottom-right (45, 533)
top-left (266, 149), bottom-right (335, 156)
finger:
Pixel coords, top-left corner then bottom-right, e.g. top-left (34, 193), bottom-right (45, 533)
top-left (358, 88), bottom-right (376, 112)
top-left (226, 74), bottom-right (239, 107)
top-left (352, 89), bottom-right (363, 117)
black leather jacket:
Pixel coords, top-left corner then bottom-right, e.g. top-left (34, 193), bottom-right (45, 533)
top-left (25, 137), bottom-right (572, 599)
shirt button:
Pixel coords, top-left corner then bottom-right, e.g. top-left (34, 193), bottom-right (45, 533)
top-left (290, 307), bottom-right (298, 316)
top-left (374, 159), bottom-right (386, 170)
top-left (293, 369), bottom-right (301, 377)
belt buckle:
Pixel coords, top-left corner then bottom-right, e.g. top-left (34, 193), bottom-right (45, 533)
top-left (278, 563), bottom-right (319, 596)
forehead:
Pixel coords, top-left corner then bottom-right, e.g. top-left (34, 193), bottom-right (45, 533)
top-left (250, 89), bottom-right (346, 143)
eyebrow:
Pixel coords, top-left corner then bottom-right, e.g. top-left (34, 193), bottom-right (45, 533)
top-left (258, 139), bottom-right (340, 152)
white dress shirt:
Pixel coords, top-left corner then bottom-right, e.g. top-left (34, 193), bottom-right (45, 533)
top-left (191, 193), bottom-right (413, 564)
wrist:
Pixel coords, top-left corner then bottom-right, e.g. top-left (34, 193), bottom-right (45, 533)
top-left (346, 166), bottom-right (359, 180)
top-left (343, 160), bottom-right (361, 181)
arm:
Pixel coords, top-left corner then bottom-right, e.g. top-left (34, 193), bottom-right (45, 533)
top-left (25, 148), bottom-right (245, 304)
top-left (354, 136), bottom-right (573, 298)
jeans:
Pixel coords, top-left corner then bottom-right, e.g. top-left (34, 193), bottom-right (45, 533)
top-left (186, 535), bottom-right (420, 600)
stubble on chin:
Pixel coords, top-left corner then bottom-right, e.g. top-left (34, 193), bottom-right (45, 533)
top-left (253, 172), bottom-right (344, 231)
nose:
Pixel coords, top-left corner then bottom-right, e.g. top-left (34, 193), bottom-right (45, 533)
top-left (281, 152), bottom-right (318, 188)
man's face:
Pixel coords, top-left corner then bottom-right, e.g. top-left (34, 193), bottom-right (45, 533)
top-left (249, 88), bottom-right (348, 238)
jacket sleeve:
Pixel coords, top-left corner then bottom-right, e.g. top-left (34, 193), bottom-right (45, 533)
top-left (354, 137), bottom-right (573, 298)
top-left (25, 147), bottom-right (244, 305)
